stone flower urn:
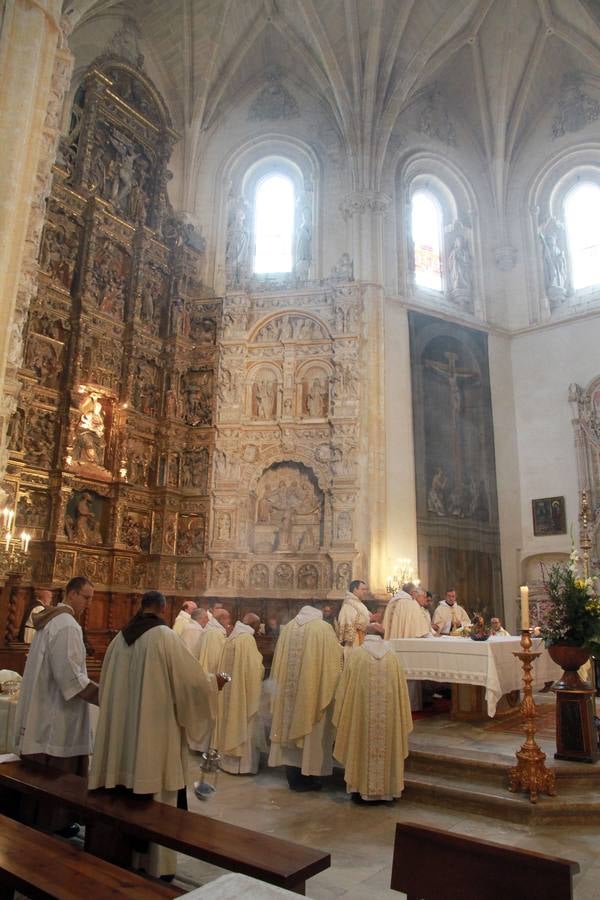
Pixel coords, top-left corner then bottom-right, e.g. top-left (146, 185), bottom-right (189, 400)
top-left (547, 643), bottom-right (591, 691)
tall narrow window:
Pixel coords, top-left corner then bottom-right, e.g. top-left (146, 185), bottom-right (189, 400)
top-left (254, 174), bottom-right (295, 274)
top-left (411, 190), bottom-right (443, 292)
top-left (564, 182), bottom-right (600, 291)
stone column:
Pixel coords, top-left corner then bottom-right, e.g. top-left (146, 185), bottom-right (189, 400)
top-left (340, 190), bottom-right (391, 595)
top-left (0, 0), bottom-right (73, 498)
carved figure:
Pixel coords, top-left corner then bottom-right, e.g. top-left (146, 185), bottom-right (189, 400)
top-left (214, 560), bottom-right (230, 586)
top-left (216, 512), bottom-right (231, 541)
top-left (305, 377), bottom-right (326, 417)
top-left (65, 491), bottom-right (102, 545)
top-left (332, 252), bottom-right (354, 281)
top-left (448, 233), bottom-right (472, 292)
top-left (274, 563), bottom-right (293, 589)
top-left (249, 564), bottom-right (269, 589)
top-left (295, 206), bottom-right (312, 280)
top-left (336, 562), bottom-right (352, 591)
top-left (225, 200), bottom-right (249, 285)
top-left (72, 392), bottom-right (106, 467)
top-left (255, 379), bottom-right (275, 419)
top-left (298, 564), bottom-right (318, 590)
top-left (539, 220), bottom-right (568, 294)
top-left (427, 466), bottom-right (447, 517)
top-left (336, 511), bottom-right (352, 541)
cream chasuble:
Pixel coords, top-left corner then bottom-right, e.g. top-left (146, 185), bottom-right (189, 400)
top-left (180, 619), bottom-right (205, 658)
top-left (216, 621), bottom-right (266, 774)
top-left (382, 591), bottom-right (413, 639)
top-left (172, 609), bottom-right (191, 636)
top-left (400, 600), bottom-right (433, 638)
top-left (89, 624), bottom-right (217, 877)
top-left (197, 619), bottom-right (227, 673)
top-left (336, 592), bottom-right (370, 647)
top-left (432, 600), bottom-right (471, 634)
top-left (268, 607), bottom-right (343, 776)
top-left (333, 635), bottom-right (413, 801)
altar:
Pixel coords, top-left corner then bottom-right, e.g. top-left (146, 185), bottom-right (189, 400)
top-left (391, 635), bottom-right (563, 718)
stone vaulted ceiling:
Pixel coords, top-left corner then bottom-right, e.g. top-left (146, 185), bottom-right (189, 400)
top-left (64, 0), bottom-right (600, 217)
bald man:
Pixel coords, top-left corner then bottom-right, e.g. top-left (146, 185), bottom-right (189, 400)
top-left (172, 600), bottom-right (199, 637)
top-left (216, 613), bottom-right (266, 774)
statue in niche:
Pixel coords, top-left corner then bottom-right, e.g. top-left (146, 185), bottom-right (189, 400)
top-left (72, 392), bottom-right (106, 467)
top-left (254, 379), bottom-right (276, 419)
top-left (274, 563), bottom-right (293, 589)
top-left (249, 564), bottom-right (269, 589)
top-left (167, 455), bottom-right (179, 487)
top-left (336, 511), bottom-right (352, 541)
top-left (140, 288), bottom-right (155, 323)
top-left (331, 253), bottom-right (354, 281)
top-left (298, 564), bottom-right (318, 590)
top-left (108, 133), bottom-right (139, 210)
top-left (26, 338), bottom-right (62, 389)
top-left (8, 408), bottom-right (25, 452)
top-left (304, 377), bottom-right (327, 418)
top-left (65, 490), bottom-right (103, 545)
top-left (181, 448), bottom-right (208, 490)
top-left (447, 229), bottom-right (472, 293)
top-left (295, 206), bottom-right (312, 281)
top-left (427, 466), bottom-right (447, 517)
top-left (539, 219), bottom-right (568, 296)
top-left (214, 560), bottom-right (230, 586)
top-left (216, 512), bottom-right (231, 541)
top-left (16, 491), bottom-right (49, 530)
top-left (39, 225), bottom-right (79, 291)
top-left (27, 409), bottom-right (55, 467)
top-left (336, 562), bottom-right (352, 591)
top-left (225, 199), bottom-right (249, 286)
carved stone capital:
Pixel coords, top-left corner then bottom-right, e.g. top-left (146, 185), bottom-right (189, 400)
top-left (340, 190), bottom-right (391, 221)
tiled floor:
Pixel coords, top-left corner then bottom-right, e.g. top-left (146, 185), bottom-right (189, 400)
top-left (176, 697), bottom-right (600, 898)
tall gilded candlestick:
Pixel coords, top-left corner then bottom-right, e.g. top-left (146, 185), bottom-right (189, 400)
top-left (508, 629), bottom-right (556, 803)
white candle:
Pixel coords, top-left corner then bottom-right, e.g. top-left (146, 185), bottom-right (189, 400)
top-left (520, 585), bottom-right (529, 631)
top-left (20, 531), bottom-right (30, 552)
top-left (5, 532), bottom-right (11, 552)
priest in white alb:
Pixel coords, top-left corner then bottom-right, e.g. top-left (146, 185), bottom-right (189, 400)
top-left (216, 613), bottom-right (266, 775)
top-left (393, 589), bottom-right (434, 711)
top-left (432, 588), bottom-right (471, 634)
top-left (269, 605), bottom-right (343, 790)
top-left (89, 591), bottom-right (224, 878)
top-left (180, 607), bottom-right (208, 657)
top-left (336, 579), bottom-right (370, 652)
top-left (333, 623), bottom-right (413, 802)
top-left (197, 607), bottom-right (231, 673)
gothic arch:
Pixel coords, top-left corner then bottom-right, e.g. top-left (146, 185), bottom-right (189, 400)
top-left (249, 310), bottom-right (331, 343)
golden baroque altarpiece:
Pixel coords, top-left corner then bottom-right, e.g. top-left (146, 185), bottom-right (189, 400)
top-left (3, 55), bottom-right (362, 639)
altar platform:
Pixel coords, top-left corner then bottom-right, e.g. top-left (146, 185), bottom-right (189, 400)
top-left (404, 692), bottom-right (600, 825)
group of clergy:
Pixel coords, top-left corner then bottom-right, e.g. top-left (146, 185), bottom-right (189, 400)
top-left (169, 580), bottom-right (416, 805)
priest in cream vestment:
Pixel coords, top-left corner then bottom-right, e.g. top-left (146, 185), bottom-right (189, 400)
top-left (392, 590), bottom-right (434, 711)
top-left (336, 580), bottom-right (370, 651)
top-left (180, 607), bottom-right (208, 657)
top-left (172, 599), bottom-right (198, 636)
top-left (432, 589), bottom-right (471, 634)
top-left (89, 591), bottom-right (219, 877)
top-left (197, 608), bottom-right (230, 673)
top-left (216, 613), bottom-right (266, 775)
top-left (269, 606), bottom-right (343, 790)
top-left (333, 625), bottom-right (413, 802)
top-left (383, 590), bottom-right (414, 639)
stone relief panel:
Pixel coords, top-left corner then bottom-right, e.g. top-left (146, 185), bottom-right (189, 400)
top-left (120, 511), bottom-right (151, 552)
top-left (64, 489), bottom-right (106, 545)
top-left (177, 515), bottom-right (205, 556)
top-left (87, 238), bottom-right (131, 320)
top-left (254, 314), bottom-right (327, 343)
top-left (253, 462), bottom-right (323, 554)
top-left (299, 365), bottom-right (330, 418)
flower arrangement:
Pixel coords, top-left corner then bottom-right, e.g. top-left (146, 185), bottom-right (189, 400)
top-left (539, 548), bottom-right (600, 655)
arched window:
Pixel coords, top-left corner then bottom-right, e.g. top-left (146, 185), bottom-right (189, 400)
top-left (411, 190), bottom-right (443, 292)
top-left (564, 182), bottom-right (600, 291)
top-left (253, 173), bottom-right (295, 275)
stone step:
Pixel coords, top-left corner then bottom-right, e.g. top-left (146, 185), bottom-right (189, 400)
top-left (403, 759), bottom-right (600, 824)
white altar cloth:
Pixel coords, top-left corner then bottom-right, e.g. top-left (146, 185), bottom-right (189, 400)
top-left (391, 635), bottom-right (563, 717)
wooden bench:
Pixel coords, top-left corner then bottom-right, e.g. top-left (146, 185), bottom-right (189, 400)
top-left (0, 812), bottom-right (180, 900)
top-left (0, 761), bottom-right (329, 895)
top-left (390, 822), bottom-right (580, 900)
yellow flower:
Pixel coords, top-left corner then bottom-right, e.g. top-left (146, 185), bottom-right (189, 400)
top-left (575, 579), bottom-right (586, 590)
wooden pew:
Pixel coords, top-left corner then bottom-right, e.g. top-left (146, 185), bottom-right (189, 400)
top-left (0, 761), bottom-right (329, 895)
top-left (390, 822), bottom-right (579, 900)
top-left (0, 812), bottom-right (180, 899)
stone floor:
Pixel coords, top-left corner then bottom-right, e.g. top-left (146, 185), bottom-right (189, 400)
top-left (175, 695), bottom-right (600, 898)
